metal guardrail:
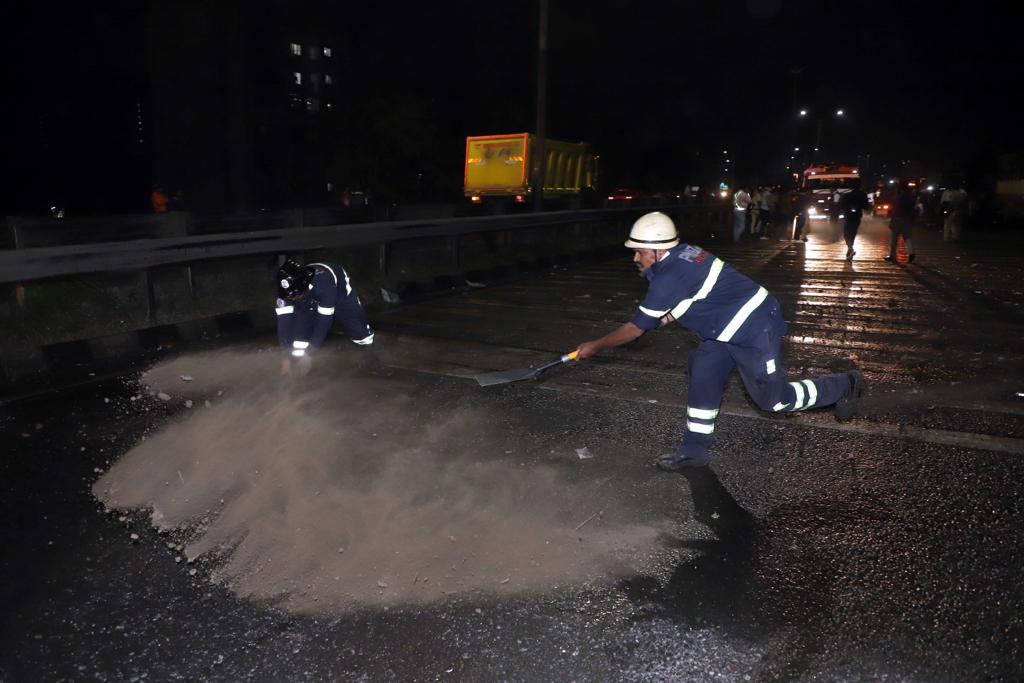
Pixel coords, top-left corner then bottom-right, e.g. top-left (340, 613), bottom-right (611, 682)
top-left (0, 206), bottom-right (727, 283)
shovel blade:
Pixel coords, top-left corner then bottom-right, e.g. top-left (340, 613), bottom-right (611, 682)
top-left (474, 350), bottom-right (577, 387)
top-left (474, 366), bottom-right (541, 387)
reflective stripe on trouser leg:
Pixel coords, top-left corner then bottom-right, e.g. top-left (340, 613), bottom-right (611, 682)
top-left (789, 381), bottom-right (805, 410)
top-left (786, 380), bottom-right (818, 411)
top-left (687, 406), bottom-right (719, 420)
top-left (802, 380), bottom-right (818, 408)
top-left (779, 373), bottom-right (851, 412)
top-left (679, 340), bottom-right (735, 460)
top-left (685, 406), bottom-right (718, 435)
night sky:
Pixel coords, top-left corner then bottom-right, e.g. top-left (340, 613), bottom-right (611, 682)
top-left (2, 1), bottom-right (1022, 210)
top-left (351, 0), bottom-right (1024, 187)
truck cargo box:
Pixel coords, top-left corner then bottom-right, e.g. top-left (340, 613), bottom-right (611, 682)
top-left (464, 133), bottom-right (596, 200)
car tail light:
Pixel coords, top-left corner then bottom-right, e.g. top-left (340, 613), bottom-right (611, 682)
top-left (471, 196), bottom-right (481, 203)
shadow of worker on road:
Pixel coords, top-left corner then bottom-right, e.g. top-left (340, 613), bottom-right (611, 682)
top-left (619, 466), bottom-right (764, 632)
top-left (617, 466), bottom-right (840, 680)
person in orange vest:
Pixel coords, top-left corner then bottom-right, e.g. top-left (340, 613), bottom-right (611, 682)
top-left (151, 185), bottom-right (169, 213)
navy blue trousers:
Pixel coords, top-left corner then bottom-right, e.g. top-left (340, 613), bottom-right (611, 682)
top-left (678, 298), bottom-right (851, 460)
top-left (334, 293), bottom-right (374, 344)
top-left (843, 216), bottom-right (861, 249)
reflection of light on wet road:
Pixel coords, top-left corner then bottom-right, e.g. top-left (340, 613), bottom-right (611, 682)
top-left (374, 213), bottom-right (1023, 393)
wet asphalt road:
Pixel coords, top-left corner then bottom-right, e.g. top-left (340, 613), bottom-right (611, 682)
top-left (2, 217), bottom-right (1024, 682)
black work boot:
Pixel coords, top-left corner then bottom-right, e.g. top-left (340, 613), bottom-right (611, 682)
top-left (833, 371), bottom-right (864, 422)
top-left (655, 452), bottom-right (710, 471)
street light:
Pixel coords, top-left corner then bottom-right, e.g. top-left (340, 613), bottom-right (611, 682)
top-left (796, 107), bottom-right (846, 162)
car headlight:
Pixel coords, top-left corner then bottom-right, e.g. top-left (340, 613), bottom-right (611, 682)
top-left (808, 206), bottom-right (817, 215)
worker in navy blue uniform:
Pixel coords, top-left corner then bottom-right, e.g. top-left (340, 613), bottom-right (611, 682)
top-left (275, 259), bottom-right (374, 369)
top-left (575, 212), bottom-right (863, 470)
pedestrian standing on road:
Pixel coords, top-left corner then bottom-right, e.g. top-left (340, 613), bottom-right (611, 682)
top-left (840, 179), bottom-right (870, 260)
top-left (759, 186), bottom-right (776, 239)
top-left (779, 188), bottom-right (794, 236)
top-left (886, 182), bottom-right (917, 263)
top-left (275, 259), bottom-right (375, 374)
top-left (733, 187), bottom-right (751, 242)
top-left (750, 187), bottom-right (763, 237)
top-left (792, 191), bottom-right (811, 241)
top-left (830, 187), bottom-right (843, 224)
top-left (574, 212), bottom-right (864, 469)
top-left (940, 182), bottom-right (968, 242)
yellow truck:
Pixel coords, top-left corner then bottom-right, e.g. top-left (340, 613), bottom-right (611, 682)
top-left (463, 133), bottom-right (597, 206)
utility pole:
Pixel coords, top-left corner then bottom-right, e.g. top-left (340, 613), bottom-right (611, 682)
top-left (789, 67), bottom-right (802, 115)
top-left (532, 0), bottom-right (548, 212)
top-left (815, 119), bottom-right (822, 163)
top-left (789, 66), bottom-right (802, 159)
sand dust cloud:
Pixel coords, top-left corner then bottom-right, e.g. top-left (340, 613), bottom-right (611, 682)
top-left (93, 349), bottom-right (662, 614)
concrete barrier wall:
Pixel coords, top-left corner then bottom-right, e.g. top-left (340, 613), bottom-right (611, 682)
top-left (0, 206), bottom-right (726, 391)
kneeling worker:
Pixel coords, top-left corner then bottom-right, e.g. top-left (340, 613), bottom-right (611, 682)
top-left (575, 212), bottom-right (863, 470)
top-left (275, 259), bottom-right (374, 369)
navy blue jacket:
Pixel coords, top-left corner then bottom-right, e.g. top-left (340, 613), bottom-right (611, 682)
top-left (631, 244), bottom-right (771, 344)
top-left (275, 262), bottom-right (352, 355)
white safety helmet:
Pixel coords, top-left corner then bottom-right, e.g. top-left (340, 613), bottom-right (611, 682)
top-left (624, 211), bottom-right (679, 250)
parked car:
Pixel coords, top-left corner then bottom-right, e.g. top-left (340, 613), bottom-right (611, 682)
top-left (872, 190), bottom-right (894, 217)
top-left (605, 188), bottom-right (639, 206)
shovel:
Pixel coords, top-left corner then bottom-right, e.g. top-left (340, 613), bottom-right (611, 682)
top-left (474, 350), bottom-right (580, 387)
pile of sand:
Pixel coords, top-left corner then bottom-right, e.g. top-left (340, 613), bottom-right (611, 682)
top-left (94, 349), bottom-right (660, 613)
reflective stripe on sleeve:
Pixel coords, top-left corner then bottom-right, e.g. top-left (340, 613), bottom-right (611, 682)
top-left (717, 286), bottom-right (768, 342)
top-left (293, 340), bottom-right (310, 349)
top-left (639, 305), bottom-right (669, 317)
top-left (687, 407), bottom-right (719, 420)
top-left (686, 420), bottom-right (715, 435)
top-left (306, 262), bottom-right (338, 285)
top-left (275, 306), bottom-right (294, 315)
top-left (802, 379), bottom-right (818, 408)
top-left (317, 306), bottom-right (335, 315)
top-left (307, 262), bottom-right (352, 296)
top-left (668, 258), bottom-right (724, 319)
top-left (790, 381), bottom-right (805, 410)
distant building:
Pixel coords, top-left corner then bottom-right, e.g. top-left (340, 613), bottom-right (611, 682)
top-left (0, 2), bottom-right (346, 216)
top-left (147, 1), bottom-right (342, 211)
